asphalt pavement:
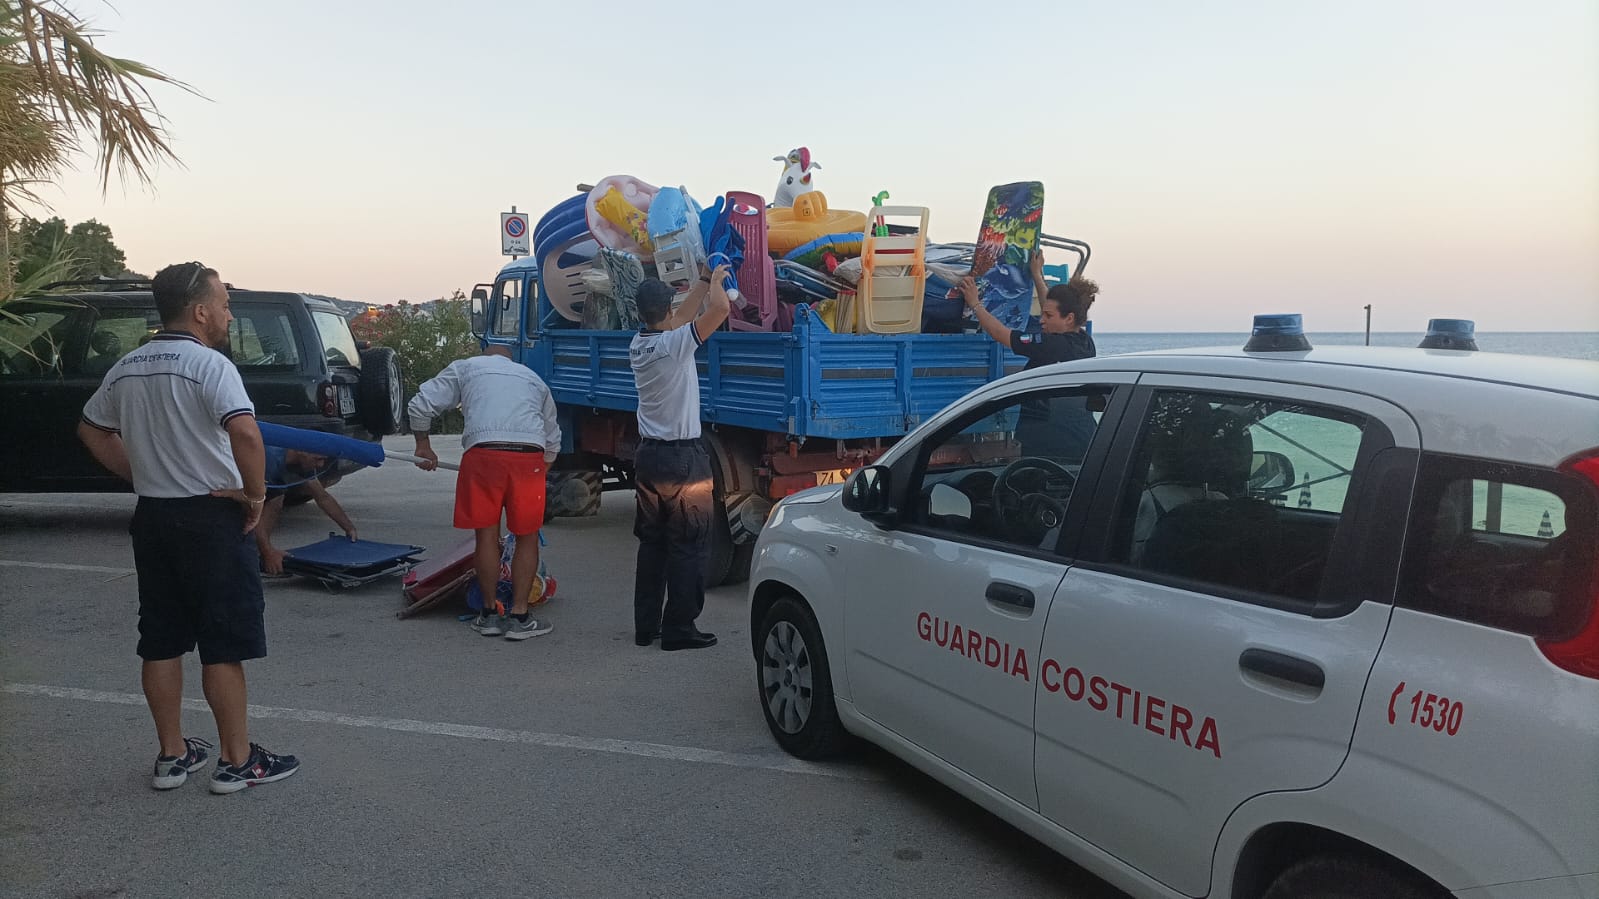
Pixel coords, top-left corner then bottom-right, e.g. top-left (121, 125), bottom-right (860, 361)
top-left (0, 435), bottom-right (1127, 899)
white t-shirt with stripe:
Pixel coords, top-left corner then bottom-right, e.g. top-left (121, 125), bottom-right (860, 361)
top-left (629, 324), bottom-right (703, 441)
top-left (81, 332), bottom-right (255, 498)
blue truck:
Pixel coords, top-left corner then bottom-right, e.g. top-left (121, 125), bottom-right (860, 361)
top-left (470, 206), bottom-right (1088, 586)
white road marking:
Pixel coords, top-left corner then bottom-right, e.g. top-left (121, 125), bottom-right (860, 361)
top-left (2, 683), bottom-right (869, 781)
top-left (0, 560), bottom-right (134, 575)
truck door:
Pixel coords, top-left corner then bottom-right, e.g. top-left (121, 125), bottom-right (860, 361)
top-left (485, 275), bottom-right (525, 362)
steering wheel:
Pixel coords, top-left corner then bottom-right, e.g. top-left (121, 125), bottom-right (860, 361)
top-left (992, 457), bottom-right (1076, 541)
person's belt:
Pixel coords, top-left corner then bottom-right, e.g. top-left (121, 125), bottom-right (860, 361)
top-left (475, 442), bottom-right (544, 453)
top-left (640, 437), bottom-right (700, 447)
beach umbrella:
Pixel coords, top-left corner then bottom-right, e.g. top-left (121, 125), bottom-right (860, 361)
top-left (257, 421), bottom-right (459, 471)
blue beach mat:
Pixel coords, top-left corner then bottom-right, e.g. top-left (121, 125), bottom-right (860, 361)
top-left (280, 534), bottom-right (426, 590)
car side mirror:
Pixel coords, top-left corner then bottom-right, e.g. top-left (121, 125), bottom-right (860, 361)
top-left (1248, 450), bottom-right (1296, 495)
top-left (469, 287), bottom-right (489, 337)
top-left (842, 465), bottom-right (892, 519)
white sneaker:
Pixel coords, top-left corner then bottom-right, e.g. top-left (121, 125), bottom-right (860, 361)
top-left (152, 737), bottom-right (213, 790)
top-left (504, 616), bottom-right (553, 641)
top-left (472, 613), bottom-right (504, 637)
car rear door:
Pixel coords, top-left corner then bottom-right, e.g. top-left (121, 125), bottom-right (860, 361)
top-left (1033, 376), bottom-right (1419, 897)
top-left (0, 299), bottom-right (107, 490)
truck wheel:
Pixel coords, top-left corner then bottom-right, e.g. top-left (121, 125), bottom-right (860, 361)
top-left (358, 347), bottom-right (404, 437)
top-left (545, 469), bottom-right (602, 520)
top-left (1263, 855), bottom-right (1445, 899)
top-left (757, 595), bottom-right (849, 759)
top-left (729, 541), bottom-right (755, 584)
top-left (703, 506), bottom-right (735, 586)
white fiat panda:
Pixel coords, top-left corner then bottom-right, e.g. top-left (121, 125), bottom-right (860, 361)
top-left (747, 317), bottom-right (1598, 899)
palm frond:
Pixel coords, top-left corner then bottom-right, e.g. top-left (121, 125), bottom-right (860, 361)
top-left (5, 0), bottom-right (202, 190)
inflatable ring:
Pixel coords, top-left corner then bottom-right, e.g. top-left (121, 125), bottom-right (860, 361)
top-left (585, 175), bottom-right (659, 255)
top-left (767, 192), bottom-right (867, 256)
top-left (784, 231), bottom-right (864, 269)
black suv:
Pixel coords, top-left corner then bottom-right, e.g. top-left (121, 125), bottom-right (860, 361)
top-left (0, 282), bottom-right (404, 494)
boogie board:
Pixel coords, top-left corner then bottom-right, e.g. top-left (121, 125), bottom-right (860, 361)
top-left (950, 182), bottom-right (1044, 332)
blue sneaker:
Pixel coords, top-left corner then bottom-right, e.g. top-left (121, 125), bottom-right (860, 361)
top-left (152, 737), bottom-right (213, 790)
top-left (209, 743), bottom-right (300, 794)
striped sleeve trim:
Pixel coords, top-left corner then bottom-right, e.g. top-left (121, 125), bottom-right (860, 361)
top-left (80, 415), bottom-right (120, 434)
top-left (689, 325), bottom-right (705, 347)
top-left (220, 408), bottom-right (255, 427)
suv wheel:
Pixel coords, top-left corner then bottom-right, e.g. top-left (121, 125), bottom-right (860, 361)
top-left (358, 347), bottom-right (404, 437)
top-left (757, 596), bottom-right (849, 759)
top-left (1263, 854), bottom-right (1445, 899)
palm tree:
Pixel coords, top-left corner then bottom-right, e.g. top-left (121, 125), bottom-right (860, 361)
top-left (0, 0), bottom-right (196, 299)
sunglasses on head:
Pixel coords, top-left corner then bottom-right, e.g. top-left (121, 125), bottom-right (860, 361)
top-left (183, 261), bottom-right (207, 295)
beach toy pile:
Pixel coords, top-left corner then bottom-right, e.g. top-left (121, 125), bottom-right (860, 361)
top-left (531, 148), bottom-right (1062, 335)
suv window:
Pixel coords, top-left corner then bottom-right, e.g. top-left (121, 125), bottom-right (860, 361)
top-left (1109, 390), bottom-right (1368, 602)
top-left (907, 385), bottom-right (1111, 552)
top-left (311, 310), bottom-right (359, 368)
top-left (492, 277), bottom-right (521, 338)
top-left (1400, 455), bottom-right (1596, 638)
top-left (84, 307), bottom-right (160, 376)
top-left (0, 303), bottom-right (79, 378)
top-left (232, 304), bottom-right (302, 368)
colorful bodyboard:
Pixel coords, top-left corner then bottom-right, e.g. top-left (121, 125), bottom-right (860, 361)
top-left (950, 182), bottom-right (1044, 332)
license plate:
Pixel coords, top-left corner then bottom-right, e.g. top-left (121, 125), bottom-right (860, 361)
top-left (338, 386), bottom-right (356, 416)
top-left (813, 468), bottom-right (851, 486)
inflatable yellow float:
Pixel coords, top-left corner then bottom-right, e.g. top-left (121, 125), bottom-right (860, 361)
top-left (766, 191), bottom-right (867, 256)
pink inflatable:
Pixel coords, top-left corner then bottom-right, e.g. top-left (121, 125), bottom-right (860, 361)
top-left (585, 175), bottom-right (660, 256)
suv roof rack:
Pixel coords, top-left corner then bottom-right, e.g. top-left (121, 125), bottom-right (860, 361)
top-left (38, 278), bottom-right (238, 291)
top-left (40, 278), bottom-right (152, 291)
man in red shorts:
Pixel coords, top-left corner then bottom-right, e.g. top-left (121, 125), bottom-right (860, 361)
top-left (408, 344), bottom-right (560, 640)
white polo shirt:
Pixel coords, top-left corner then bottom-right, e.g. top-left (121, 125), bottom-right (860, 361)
top-left (629, 324), bottom-right (703, 440)
top-left (80, 332), bottom-right (256, 498)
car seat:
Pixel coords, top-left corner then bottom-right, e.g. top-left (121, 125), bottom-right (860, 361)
top-left (1138, 409), bottom-right (1286, 593)
top-left (82, 330), bottom-right (123, 376)
top-left (1129, 402), bottom-right (1251, 561)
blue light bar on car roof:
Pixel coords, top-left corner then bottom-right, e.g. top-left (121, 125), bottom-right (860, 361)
top-left (1418, 318), bottom-right (1478, 351)
top-left (1243, 313), bottom-right (1312, 352)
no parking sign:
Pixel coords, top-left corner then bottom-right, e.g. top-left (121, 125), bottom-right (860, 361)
top-left (501, 211), bottom-right (530, 256)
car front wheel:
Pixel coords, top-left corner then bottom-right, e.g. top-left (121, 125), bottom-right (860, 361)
top-left (757, 595), bottom-right (849, 759)
top-left (1263, 855), bottom-right (1446, 899)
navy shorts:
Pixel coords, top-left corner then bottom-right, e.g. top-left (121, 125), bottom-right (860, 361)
top-left (129, 496), bottom-right (267, 665)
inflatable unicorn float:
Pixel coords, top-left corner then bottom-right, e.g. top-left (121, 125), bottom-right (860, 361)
top-left (772, 147), bottom-right (821, 207)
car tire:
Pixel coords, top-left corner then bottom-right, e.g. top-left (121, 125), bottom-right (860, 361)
top-left (1263, 854), bottom-right (1445, 899)
top-left (756, 595), bottom-right (849, 760)
top-left (358, 347), bottom-right (404, 437)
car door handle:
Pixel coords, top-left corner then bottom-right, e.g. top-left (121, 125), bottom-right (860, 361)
top-left (985, 583), bottom-right (1034, 612)
top-left (1239, 649), bottom-right (1325, 689)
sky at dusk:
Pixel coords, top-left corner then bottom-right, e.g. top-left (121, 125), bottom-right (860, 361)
top-left (39, 0), bottom-right (1599, 333)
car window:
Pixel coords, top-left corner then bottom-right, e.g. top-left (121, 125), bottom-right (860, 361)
top-left (310, 310), bottom-right (357, 368)
top-left (491, 278), bottom-right (521, 338)
top-left (0, 302), bottom-right (85, 378)
top-left (1109, 390), bottom-right (1368, 602)
top-left (233, 305), bottom-right (303, 368)
top-left (83, 308), bottom-right (160, 376)
top-left (906, 385), bottom-right (1111, 553)
top-left (1400, 455), bottom-right (1595, 638)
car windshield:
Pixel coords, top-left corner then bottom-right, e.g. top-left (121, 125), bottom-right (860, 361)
top-left (312, 310), bottom-right (361, 368)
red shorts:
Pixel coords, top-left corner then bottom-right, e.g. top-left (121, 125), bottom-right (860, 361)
top-left (454, 447), bottom-right (546, 535)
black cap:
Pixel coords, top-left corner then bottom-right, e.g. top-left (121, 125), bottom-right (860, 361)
top-left (636, 279), bottom-right (676, 327)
